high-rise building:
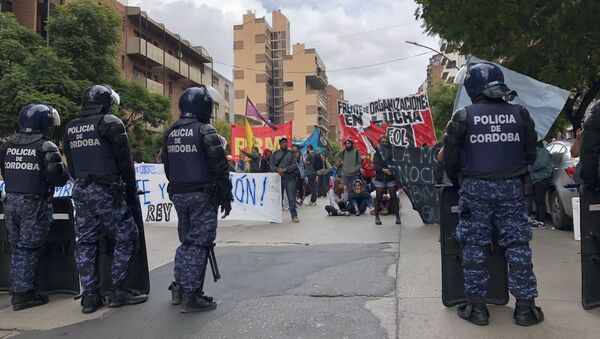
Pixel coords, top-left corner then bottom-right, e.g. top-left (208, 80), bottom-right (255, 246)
top-left (233, 10), bottom-right (330, 139)
top-left (2, 0), bottom-right (233, 123)
top-left (326, 85), bottom-right (344, 141)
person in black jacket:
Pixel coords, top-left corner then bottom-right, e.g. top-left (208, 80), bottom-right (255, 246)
top-left (241, 146), bottom-right (261, 173)
top-left (0, 104), bottom-right (69, 311)
top-left (162, 86), bottom-right (232, 313)
top-left (442, 63), bottom-right (542, 326)
top-left (348, 179), bottom-right (373, 216)
top-left (373, 136), bottom-right (400, 225)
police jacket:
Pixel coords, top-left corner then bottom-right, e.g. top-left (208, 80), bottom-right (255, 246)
top-left (580, 102), bottom-right (600, 188)
top-left (0, 133), bottom-right (69, 195)
top-left (162, 118), bottom-right (231, 194)
top-left (63, 113), bottom-right (136, 194)
top-left (373, 147), bottom-right (396, 183)
top-left (442, 97), bottom-right (536, 185)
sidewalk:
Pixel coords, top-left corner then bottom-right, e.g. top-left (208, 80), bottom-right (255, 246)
top-left (397, 209), bottom-right (600, 338)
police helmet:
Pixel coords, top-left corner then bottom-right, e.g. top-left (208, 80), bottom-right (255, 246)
top-left (18, 104), bottom-right (61, 134)
top-left (81, 84), bottom-right (120, 115)
top-left (464, 62), bottom-right (516, 101)
top-left (178, 85), bottom-right (219, 122)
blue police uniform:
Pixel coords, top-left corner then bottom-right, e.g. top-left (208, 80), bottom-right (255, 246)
top-left (0, 104), bottom-right (69, 310)
top-left (163, 86), bottom-right (232, 313)
top-left (63, 85), bottom-right (146, 314)
top-left (443, 62), bottom-right (543, 326)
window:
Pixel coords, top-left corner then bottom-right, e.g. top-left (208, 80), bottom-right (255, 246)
top-left (234, 40), bottom-right (244, 50)
top-left (442, 72), bottom-right (449, 80)
top-left (447, 60), bottom-right (457, 69)
top-left (212, 76), bottom-right (219, 87)
top-left (234, 70), bottom-right (244, 79)
top-left (224, 85), bottom-right (230, 101)
top-left (281, 31), bottom-right (286, 39)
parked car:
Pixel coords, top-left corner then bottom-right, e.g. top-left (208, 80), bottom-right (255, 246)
top-left (544, 140), bottom-right (579, 230)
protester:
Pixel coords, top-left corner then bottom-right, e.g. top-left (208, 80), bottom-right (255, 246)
top-left (295, 149), bottom-right (306, 205)
top-left (529, 141), bottom-right (553, 228)
top-left (259, 148), bottom-right (272, 173)
top-left (361, 154), bottom-right (375, 186)
top-left (373, 136), bottom-right (401, 225)
top-left (317, 152), bottom-right (332, 197)
top-left (304, 145), bottom-right (319, 206)
top-left (325, 178), bottom-right (350, 216)
top-left (337, 139), bottom-right (362, 189)
top-left (348, 179), bottom-right (373, 216)
top-left (241, 146), bottom-right (261, 173)
top-left (271, 137), bottom-right (300, 222)
top-left (236, 153), bottom-right (247, 173)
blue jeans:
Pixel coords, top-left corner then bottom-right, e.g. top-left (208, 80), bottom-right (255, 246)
top-left (349, 197), bottom-right (373, 215)
top-left (282, 176), bottom-right (298, 217)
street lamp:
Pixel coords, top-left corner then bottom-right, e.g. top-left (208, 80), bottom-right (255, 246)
top-left (405, 40), bottom-right (460, 70)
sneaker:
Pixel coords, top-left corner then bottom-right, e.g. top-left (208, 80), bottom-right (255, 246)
top-left (106, 289), bottom-right (148, 308)
top-left (530, 220), bottom-right (545, 228)
top-left (11, 291), bottom-right (49, 311)
top-left (169, 282), bottom-right (182, 305)
top-left (308, 202), bottom-right (317, 206)
top-left (342, 211), bottom-right (351, 216)
top-left (282, 206), bottom-right (289, 211)
top-left (375, 217), bottom-right (382, 225)
top-left (180, 292), bottom-right (217, 313)
top-left (292, 216), bottom-right (300, 223)
top-left (81, 293), bottom-right (103, 314)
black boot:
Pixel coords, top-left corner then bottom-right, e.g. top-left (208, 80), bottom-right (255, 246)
top-left (81, 293), bottom-right (103, 314)
top-left (180, 292), bottom-right (217, 313)
top-left (11, 291), bottom-right (49, 311)
top-left (107, 289), bottom-right (148, 308)
top-left (395, 215), bottom-right (401, 225)
top-left (169, 282), bottom-right (183, 305)
top-left (514, 300), bottom-right (544, 326)
top-left (375, 216), bottom-right (382, 225)
top-left (457, 302), bottom-right (489, 326)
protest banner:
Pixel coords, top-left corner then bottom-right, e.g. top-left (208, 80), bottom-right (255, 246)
top-left (337, 94), bottom-right (437, 155)
top-left (380, 144), bottom-right (443, 224)
top-left (1, 164), bottom-right (283, 224)
top-left (230, 121), bottom-right (292, 161)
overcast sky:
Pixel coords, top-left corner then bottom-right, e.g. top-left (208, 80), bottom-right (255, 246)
top-left (128, 0), bottom-right (439, 105)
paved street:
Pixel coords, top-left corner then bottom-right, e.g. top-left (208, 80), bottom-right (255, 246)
top-left (1, 195), bottom-right (600, 338)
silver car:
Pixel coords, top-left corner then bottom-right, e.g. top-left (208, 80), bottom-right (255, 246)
top-left (545, 140), bottom-right (579, 230)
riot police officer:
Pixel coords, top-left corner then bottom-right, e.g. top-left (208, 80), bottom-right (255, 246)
top-left (162, 86), bottom-right (232, 313)
top-left (443, 63), bottom-right (544, 326)
top-left (0, 104), bottom-right (69, 310)
top-left (63, 85), bottom-right (147, 314)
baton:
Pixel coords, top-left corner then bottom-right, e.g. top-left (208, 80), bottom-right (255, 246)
top-left (207, 246), bottom-right (221, 282)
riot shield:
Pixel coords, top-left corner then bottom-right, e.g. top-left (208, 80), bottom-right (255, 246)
top-left (1, 197), bottom-right (79, 294)
top-left (580, 186), bottom-right (600, 310)
top-left (440, 185), bottom-right (509, 307)
top-left (97, 195), bottom-right (150, 295)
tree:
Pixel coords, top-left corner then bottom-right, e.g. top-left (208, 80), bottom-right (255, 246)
top-left (415, 1), bottom-right (600, 130)
top-left (214, 119), bottom-right (231, 144)
top-left (0, 13), bottom-right (81, 137)
top-left (427, 83), bottom-right (458, 140)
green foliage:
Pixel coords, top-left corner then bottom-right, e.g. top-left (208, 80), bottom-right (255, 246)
top-left (47, 0), bottom-right (121, 84)
top-left (328, 139), bottom-right (342, 158)
top-left (415, 0), bottom-right (600, 129)
top-left (427, 83), bottom-right (458, 140)
top-left (112, 78), bottom-right (171, 129)
top-left (214, 119), bottom-right (231, 143)
top-left (129, 124), bottom-right (164, 163)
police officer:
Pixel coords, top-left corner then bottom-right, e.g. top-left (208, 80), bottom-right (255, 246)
top-left (443, 63), bottom-right (544, 326)
top-left (0, 104), bottom-right (69, 311)
top-left (63, 85), bottom-right (147, 314)
top-left (162, 86), bottom-right (232, 313)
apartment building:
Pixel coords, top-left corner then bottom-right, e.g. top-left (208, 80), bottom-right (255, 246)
top-left (326, 85), bottom-right (344, 141)
top-left (211, 70), bottom-right (234, 124)
top-left (234, 10), bottom-right (331, 138)
top-left (438, 40), bottom-right (466, 83)
top-left (2, 0), bottom-right (233, 122)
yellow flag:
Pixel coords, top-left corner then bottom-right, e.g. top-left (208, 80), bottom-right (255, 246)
top-left (244, 117), bottom-right (256, 149)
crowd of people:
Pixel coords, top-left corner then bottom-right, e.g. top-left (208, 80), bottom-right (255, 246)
top-left (226, 135), bottom-right (403, 225)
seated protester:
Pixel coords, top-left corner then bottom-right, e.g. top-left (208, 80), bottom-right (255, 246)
top-left (348, 179), bottom-right (373, 216)
top-left (325, 179), bottom-right (350, 216)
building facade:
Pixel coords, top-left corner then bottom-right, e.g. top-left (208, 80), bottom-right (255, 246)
top-left (423, 40), bottom-right (467, 91)
top-left (233, 10), bottom-right (331, 139)
top-left (326, 85), bottom-right (344, 141)
top-left (211, 70), bottom-right (234, 124)
top-left (2, 0), bottom-right (233, 123)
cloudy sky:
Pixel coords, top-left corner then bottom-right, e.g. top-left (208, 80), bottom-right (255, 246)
top-left (128, 0), bottom-right (439, 104)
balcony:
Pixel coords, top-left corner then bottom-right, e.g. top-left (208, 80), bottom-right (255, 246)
top-left (127, 37), bottom-right (163, 66)
top-left (306, 89), bottom-right (329, 108)
top-left (306, 71), bottom-right (327, 90)
top-left (133, 76), bottom-right (164, 96)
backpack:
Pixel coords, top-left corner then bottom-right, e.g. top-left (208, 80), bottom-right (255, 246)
top-left (313, 154), bottom-right (324, 171)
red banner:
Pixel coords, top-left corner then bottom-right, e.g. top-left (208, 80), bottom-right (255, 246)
top-left (230, 122), bottom-right (293, 160)
top-left (337, 94), bottom-right (437, 155)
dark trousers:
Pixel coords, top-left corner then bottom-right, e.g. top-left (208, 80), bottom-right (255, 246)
top-left (318, 175), bottom-right (328, 197)
top-left (296, 175), bottom-right (305, 202)
top-left (282, 177), bottom-right (298, 217)
top-left (325, 201), bottom-right (348, 215)
top-left (532, 177), bottom-right (552, 222)
top-left (307, 175), bottom-right (318, 203)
